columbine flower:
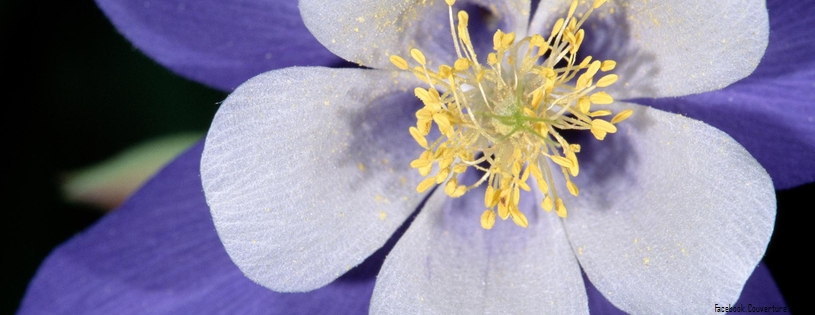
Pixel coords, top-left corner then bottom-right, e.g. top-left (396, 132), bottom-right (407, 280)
top-left (20, 0), bottom-right (811, 314)
top-left (201, 0), bottom-right (776, 313)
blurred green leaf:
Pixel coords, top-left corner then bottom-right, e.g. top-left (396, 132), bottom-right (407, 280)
top-left (62, 132), bottom-right (203, 210)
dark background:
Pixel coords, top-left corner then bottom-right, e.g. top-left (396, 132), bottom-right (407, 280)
top-left (5, 0), bottom-right (222, 313)
top-left (3, 0), bottom-right (809, 314)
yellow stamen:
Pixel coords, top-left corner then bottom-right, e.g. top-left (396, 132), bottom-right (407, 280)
top-left (510, 207), bottom-right (529, 228)
top-left (555, 198), bottom-right (568, 218)
top-left (611, 109), bottom-right (634, 124)
top-left (409, 126), bottom-right (428, 149)
top-left (417, 177), bottom-right (436, 193)
top-left (600, 60), bottom-right (617, 71)
top-left (481, 209), bottom-right (496, 229)
top-left (393, 1), bottom-right (630, 229)
top-left (590, 91), bottom-right (614, 104)
top-left (410, 49), bottom-right (426, 66)
top-left (596, 74), bottom-right (619, 87)
top-left (390, 55), bottom-right (409, 70)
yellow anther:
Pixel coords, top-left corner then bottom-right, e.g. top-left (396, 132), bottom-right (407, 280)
top-left (555, 198), bottom-right (568, 218)
top-left (390, 55), bottom-right (408, 70)
top-left (550, 155), bottom-right (574, 169)
top-left (410, 151), bottom-right (432, 168)
top-left (417, 165), bottom-right (432, 178)
top-left (579, 56), bottom-right (593, 68)
top-left (416, 121), bottom-right (432, 136)
top-left (409, 158), bottom-right (431, 169)
top-left (450, 164), bottom-right (466, 175)
top-left (600, 60), bottom-right (617, 71)
top-left (575, 29), bottom-right (585, 44)
top-left (611, 109), bottom-right (634, 124)
top-left (493, 29), bottom-right (504, 50)
top-left (591, 119), bottom-right (618, 133)
top-left (434, 167), bottom-right (450, 184)
top-left (511, 186), bottom-right (521, 207)
top-left (568, 18), bottom-right (577, 32)
top-left (566, 180), bottom-right (579, 196)
top-left (439, 156), bottom-right (454, 170)
top-left (438, 65), bottom-right (452, 77)
top-left (481, 210), bottom-right (496, 229)
top-left (414, 87), bottom-right (429, 101)
top-left (485, 185), bottom-right (499, 207)
top-left (541, 196), bottom-right (553, 212)
top-left (571, 29), bottom-right (585, 54)
top-left (454, 58), bottom-right (470, 71)
top-left (510, 208), bottom-right (529, 228)
top-left (487, 53), bottom-right (498, 66)
top-left (530, 34), bottom-right (545, 47)
top-left (566, 151), bottom-right (579, 176)
top-left (578, 97), bottom-right (591, 113)
top-left (501, 32), bottom-right (516, 48)
top-left (576, 73), bottom-right (592, 90)
top-left (410, 49), bottom-right (426, 66)
top-left (433, 145), bottom-right (448, 159)
top-left (415, 88), bottom-right (442, 110)
top-left (498, 201), bottom-right (510, 220)
top-left (589, 91), bottom-right (614, 104)
top-left (417, 177), bottom-right (436, 193)
top-left (458, 150), bottom-right (474, 161)
top-left (593, 0), bottom-right (608, 9)
top-left (591, 128), bottom-right (607, 141)
top-left (433, 113), bottom-right (453, 135)
top-left (529, 164), bottom-right (548, 191)
top-left (589, 109), bottom-right (613, 117)
top-left (530, 89), bottom-right (544, 110)
top-left (409, 126), bottom-right (428, 149)
top-left (586, 60), bottom-right (602, 78)
top-left (445, 0), bottom-right (455, 6)
top-left (596, 74), bottom-right (618, 87)
top-left (550, 18), bottom-right (565, 38)
top-left (568, 0), bottom-right (578, 18)
top-left (445, 178), bottom-right (467, 197)
top-left (564, 31), bottom-right (576, 47)
top-left (518, 180), bottom-right (531, 192)
top-left (511, 161), bottom-right (523, 177)
top-left (535, 42), bottom-right (550, 57)
top-left (457, 10), bottom-right (469, 27)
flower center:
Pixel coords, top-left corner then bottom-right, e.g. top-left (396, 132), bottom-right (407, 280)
top-left (390, 0), bottom-right (632, 229)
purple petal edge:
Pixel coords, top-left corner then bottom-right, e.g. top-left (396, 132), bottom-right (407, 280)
top-left (585, 262), bottom-right (787, 315)
top-left (18, 141), bottom-right (786, 314)
top-left (18, 141), bottom-right (373, 315)
top-left (94, 0), bottom-right (347, 91)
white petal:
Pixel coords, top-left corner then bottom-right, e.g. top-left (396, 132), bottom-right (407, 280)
top-left (201, 67), bottom-right (428, 292)
top-left (371, 180), bottom-right (587, 314)
top-left (300, 0), bottom-right (531, 69)
top-left (561, 102), bottom-right (775, 314)
top-left (529, 0), bottom-right (768, 99)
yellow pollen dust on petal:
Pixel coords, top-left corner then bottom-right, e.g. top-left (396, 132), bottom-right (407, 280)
top-left (391, 0), bottom-right (630, 229)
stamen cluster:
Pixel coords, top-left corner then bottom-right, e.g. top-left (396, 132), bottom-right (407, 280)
top-left (390, 0), bottom-right (632, 229)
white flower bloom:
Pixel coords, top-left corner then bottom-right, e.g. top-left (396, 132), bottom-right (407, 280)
top-left (201, 0), bottom-right (775, 313)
